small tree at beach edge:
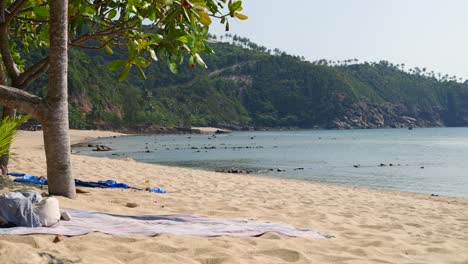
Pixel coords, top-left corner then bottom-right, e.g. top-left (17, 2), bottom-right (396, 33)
top-left (0, 0), bottom-right (247, 198)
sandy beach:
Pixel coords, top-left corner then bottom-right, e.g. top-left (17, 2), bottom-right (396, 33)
top-left (1, 130), bottom-right (467, 264)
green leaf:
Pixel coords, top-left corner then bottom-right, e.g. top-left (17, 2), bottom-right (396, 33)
top-left (198, 11), bottom-right (212, 26)
top-left (133, 57), bottom-right (150, 68)
top-left (177, 36), bottom-right (189, 43)
top-left (118, 64), bottom-right (133, 82)
top-left (168, 60), bottom-right (178, 74)
top-left (108, 60), bottom-right (126, 71)
top-left (105, 45), bottom-right (114, 55)
top-left (135, 64), bottom-right (147, 79)
top-left (83, 6), bottom-right (96, 16)
top-left (107, 9), bottom-right (117, 20)
top-left (33, 6), bottom-right (49, 19)
top-left (234, 13), bottom-right (248, 20)
top-left (229, 0), bottom-right (242, 13)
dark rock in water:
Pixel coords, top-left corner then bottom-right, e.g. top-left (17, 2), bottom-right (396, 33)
top-left (353, 164), bottom-right (360, 168)
top-left (93, 145), bottom-right (112, 151)
top-left (88, 144), bottom-right (94, 147)
top-left (191, 147), bottom-right (199, 150)
top-left (216, 169), bottom-right (253, 174)
top-left (378, 163), bottom-right (386, 167)
top-left (204, 146), bottom-right (216, 149)
top-left (145, 150), bottom-right (152, 153)
top-left (277, 169), bottom-right (285, 172)
top-left (294, 168), bottom-right (305, 171)
top-left (420, 166), bottom-right (425, 169)
top-left (215, 130), bottom-right (230, 134)
top-left (389, 163), bottom-right (393, 166)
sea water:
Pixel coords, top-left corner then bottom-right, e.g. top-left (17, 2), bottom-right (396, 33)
top-left (74, 128), bottom-right (468, 198)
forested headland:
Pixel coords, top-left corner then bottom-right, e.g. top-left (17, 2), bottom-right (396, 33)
top-left (25, 35), bottom-right (468, 130)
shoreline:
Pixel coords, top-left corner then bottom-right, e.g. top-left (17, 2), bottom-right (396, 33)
top-left (1, 129), bottom-right (467, 263)
top-left (71, 129), bottom-right (468, 201)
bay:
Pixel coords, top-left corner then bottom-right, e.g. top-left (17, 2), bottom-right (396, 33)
top-left (74, 127), bottom-right (468, 198)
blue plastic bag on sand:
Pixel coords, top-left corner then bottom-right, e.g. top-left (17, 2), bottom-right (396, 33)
top-left (147, 187), bottom-right (166, 194)
top-left (13, 175), bottom-right (48, 185)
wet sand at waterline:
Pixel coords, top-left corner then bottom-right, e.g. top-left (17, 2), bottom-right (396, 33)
top-left (0, 130), bottom-right (467, 263)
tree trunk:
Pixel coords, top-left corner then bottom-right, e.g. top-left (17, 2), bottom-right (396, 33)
top-left (0, 59), bottom-right (13, 175)
top-left (0, 107), bottom-right (16, 175)
top-left (44, 0), bottom-right (75, 198)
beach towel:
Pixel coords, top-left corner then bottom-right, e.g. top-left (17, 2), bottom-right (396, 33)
top-left (0, 209), bottom-right (326, 238)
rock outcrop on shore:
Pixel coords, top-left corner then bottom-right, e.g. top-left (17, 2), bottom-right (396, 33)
top-left (329, 99), bottom-right (446, 129)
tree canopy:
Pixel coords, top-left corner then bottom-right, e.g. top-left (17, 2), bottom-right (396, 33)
top-left (2, 0), bottom-right (248, 89)
top-left (0, 0), bottom-right (247, 198)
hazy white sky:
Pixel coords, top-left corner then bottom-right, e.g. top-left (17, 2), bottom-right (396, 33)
top-left (211, 0), bottom-right (468, 79)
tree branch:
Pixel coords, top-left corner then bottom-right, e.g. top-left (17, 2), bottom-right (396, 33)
top-left (0, 23), bottom-right (20, 79)
top-left (17, 56), bottom-right (49, 89)
top-left (19, 63), bottom-right (49, 90)
top-left (5, 0), bottom-right (28, 23)
top-left (0, 0), bottom-right (5, 24)
top-left (0, 84), bottom-right (42, 119)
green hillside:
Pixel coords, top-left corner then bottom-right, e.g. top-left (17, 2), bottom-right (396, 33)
top-left (27, 37), bottom-right (468, 130)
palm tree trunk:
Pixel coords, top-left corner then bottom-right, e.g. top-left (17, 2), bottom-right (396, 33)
top-left (44, 0), bottom-right (75, 198)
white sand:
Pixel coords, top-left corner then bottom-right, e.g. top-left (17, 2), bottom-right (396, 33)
top-left (1, 130), bottom-right (467, 264)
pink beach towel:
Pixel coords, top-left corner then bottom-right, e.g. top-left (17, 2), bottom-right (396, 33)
top-left (0, 209), bottom-right (326, 238)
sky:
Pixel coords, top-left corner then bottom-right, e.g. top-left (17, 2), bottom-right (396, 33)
top-left (210, 0), bottom-right (468, 79)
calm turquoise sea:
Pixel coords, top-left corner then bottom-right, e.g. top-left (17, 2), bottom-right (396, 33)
top-left (74, 128), bottom-right (468, 198)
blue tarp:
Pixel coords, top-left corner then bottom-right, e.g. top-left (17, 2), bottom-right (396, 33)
top-left (8, 173), bottom-right (166, 194)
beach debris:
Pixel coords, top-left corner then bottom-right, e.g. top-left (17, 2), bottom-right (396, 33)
top-left (53, 235), bottom-right (66, 243)
top-left (75, 188), bottom-right (89, 194)
top-left (431, 194), bottom-right (439, 197)
top-left (126, 202), bottom-right (138, 208)
top-left (61, 212), bottom-right (71, 221)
